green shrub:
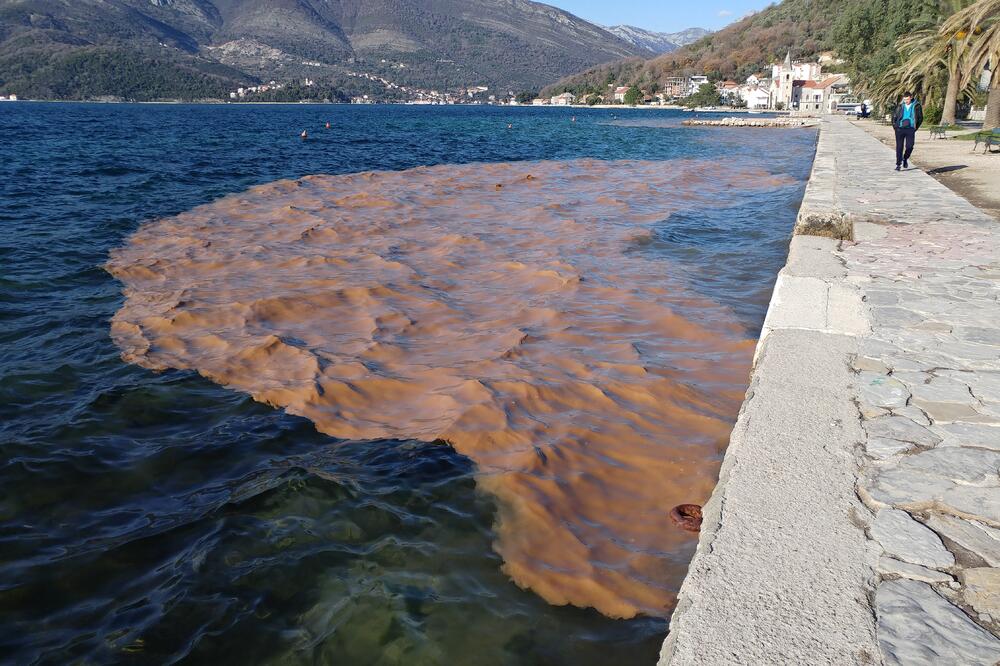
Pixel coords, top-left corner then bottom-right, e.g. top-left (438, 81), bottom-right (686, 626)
top-left (923, 103), bottom-right (943, 125)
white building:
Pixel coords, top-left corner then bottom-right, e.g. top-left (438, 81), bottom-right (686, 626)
top-left (741, 86), bottom-right (771, 109)
top-left (687, 76), bottom-right (709, 96)
top-left (613, 86), bottom-right (631, 103)
top-left (532, 97), bottom-right (548, 106)
top-left (550, 92), bottom-right (576, 106)
top-left (716, 80), bottom-right (740, 104)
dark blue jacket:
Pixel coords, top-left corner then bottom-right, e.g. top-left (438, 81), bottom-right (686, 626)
top-left (892, 101), bottom-right (924, 130)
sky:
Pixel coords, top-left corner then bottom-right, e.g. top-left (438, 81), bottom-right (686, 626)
top-left (547, 0), bottom-right (774, 33)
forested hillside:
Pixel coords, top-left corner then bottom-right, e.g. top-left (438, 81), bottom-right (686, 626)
top-left (543, 0), bottom-right (935, 97)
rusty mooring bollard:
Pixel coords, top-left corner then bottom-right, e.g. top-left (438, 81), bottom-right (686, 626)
top-left (670, 504), bottom-right (703, 532)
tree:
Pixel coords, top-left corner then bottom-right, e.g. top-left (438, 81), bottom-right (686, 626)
top-left (586, 93), bottom-right (602, 105)
top-left (886, 1), bottom-right (974, 125)
top-left (683, 82), bottom-right (723, 107)
top-left (892, 28), bottom-right (966, 124)
top-left (831, 0), bottom-right (940, 101)
top-left (515, 91), bottom-right (536, 104)
top-left (942, 0), bottom-right (1000, 129)
top-left (623, 85), bottom-right (642, 105)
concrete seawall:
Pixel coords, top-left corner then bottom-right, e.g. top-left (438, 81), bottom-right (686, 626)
top-left (660, 117), bottom-right (1000, 665)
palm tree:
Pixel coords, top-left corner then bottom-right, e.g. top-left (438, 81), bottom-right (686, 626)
top-left (942, 0), bottom-right (1000, 129)
top-left (895, 29), bottom-right (969, 124)
top-left (873, 0), bottom-right (972, 124)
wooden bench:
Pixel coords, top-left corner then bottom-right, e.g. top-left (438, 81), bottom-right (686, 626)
top-left (929, 125), bottom-right (947, 139)
top-left (972, 130), bottom-right (1000, 153)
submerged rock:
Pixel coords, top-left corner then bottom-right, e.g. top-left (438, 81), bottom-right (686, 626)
top-left (682, 117), bottom-right (819, 128)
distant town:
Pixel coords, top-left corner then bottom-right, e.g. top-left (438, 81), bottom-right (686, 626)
top-left (536, 52), bottom-right (856, 112)
top-left (228, 51), bottom-right (857, 111)
top-left (1, 53), bottom-right (859, 111)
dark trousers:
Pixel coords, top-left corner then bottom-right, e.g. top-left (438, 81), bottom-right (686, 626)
top-left (895, 127), bottom-right (915, 165)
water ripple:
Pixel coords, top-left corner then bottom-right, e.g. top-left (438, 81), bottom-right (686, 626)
top-left (0, 102), bottom-right (815, 664)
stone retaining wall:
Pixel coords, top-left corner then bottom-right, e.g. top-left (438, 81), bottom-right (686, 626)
top-left (659, 116), bottom-right (1000, 665)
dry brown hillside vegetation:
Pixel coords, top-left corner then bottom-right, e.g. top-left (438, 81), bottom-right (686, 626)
top-left (542, 0), bottom-right (940, 98)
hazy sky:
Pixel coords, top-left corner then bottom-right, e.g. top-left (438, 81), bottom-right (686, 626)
top-left (547, 0), bottom-right (773, 33)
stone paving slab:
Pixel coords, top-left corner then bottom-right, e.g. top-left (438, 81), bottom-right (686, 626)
top-left (661, 116), bottom-right (1000, 665)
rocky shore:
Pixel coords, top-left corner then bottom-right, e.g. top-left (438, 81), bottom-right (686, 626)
top-left (682, 117), bottom-right (819, 128)
top-left (661, 116), bottom-right (1000, 665)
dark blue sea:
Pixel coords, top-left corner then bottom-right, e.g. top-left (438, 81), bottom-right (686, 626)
top-left (0, 102), bottom-right (816, 665)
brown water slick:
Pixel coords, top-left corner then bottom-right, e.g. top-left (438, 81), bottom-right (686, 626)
top-left (107, 159), bottom-right (782, 619)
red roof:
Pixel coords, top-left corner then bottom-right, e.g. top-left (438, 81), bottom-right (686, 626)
top-left (801, 76), bottom-right (843, 89)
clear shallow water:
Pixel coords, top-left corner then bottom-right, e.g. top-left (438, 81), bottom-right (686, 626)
top-left (0, 103), bottom-right (816, 664)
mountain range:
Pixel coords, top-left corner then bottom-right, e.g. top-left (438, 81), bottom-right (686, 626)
top-left (0, 0), bottom-right (667, 100)
top-left (603, 25), bottom-right (710, 55)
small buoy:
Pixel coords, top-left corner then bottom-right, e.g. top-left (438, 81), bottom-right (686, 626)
top-left (300, 130), bottom-right (308, 139)
top-left (571, 116), bottom-right (576, 122)
top-left (325, 122), bottom-right (331, 129)
top-left (507, 123), bottom-right (513, 129)
top-left (669, 504), bottom-right (703, 532)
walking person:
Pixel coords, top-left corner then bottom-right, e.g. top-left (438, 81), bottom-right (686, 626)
top-left (892, 92), bottom-right (923, 171)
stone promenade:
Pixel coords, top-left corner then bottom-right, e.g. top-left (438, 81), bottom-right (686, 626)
top-left (661, 116), bottom-right (1000, 665)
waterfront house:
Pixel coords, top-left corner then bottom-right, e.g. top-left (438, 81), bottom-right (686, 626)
top-left (716, 80), bottom-right (741, 104)
top-left (741, 86), bottom-right (771, 110)
top-left (663, 77), bottom-right (687, 99)
top-left (550, 92), bottom-right (576, 106)
top-left (796, 75), bottom-right (851, 113)
top-left (686, 76), bottom-right (709, 96)
top-left (532, 97), bottom-right (548, 105)
top-left (613, 86), bottom-right (631, 103)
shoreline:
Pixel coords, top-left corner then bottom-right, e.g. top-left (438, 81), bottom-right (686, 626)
top-left (661, 115), bottom-right (1000, 664)
top-left (1, 98), bottom-right (755, 112)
